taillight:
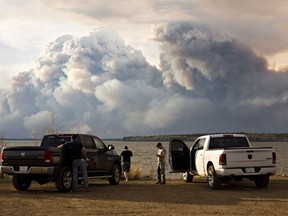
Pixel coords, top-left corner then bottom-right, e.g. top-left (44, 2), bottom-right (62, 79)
top-left (219, 154), bottom-right (226, 165)
top-left (272, 152), bottom-right (276, 164)
top-left (0, 150), bottom-right (4, 163)
top-left (223, 134), bottom-right (233, 138)
top-left (44, 151), bottom-right (53, 163)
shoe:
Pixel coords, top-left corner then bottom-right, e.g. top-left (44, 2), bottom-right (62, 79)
top-left (160, 182), bottom-right (166, 184)
top-left (156, 181), bottom-right (161, 184)
top-left (84, 189), bottom-right (90, 192)
top-left (125, 179), bottom-right (128, 182)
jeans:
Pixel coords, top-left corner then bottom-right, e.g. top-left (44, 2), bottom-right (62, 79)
top-left (72, 159), bottom-right (88, 191)
top-left (157, 162), bottom-right (166, 183)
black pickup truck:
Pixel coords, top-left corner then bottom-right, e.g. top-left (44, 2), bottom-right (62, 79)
top-left (0, 134), bottom-right (122, 192)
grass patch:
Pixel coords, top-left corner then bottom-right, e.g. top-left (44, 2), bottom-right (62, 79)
top-left (0, 177), bottom-right (12, 183)
top-left (121, 166), bottom-right (143, 181)
top-left (129, 166), bottom-right (142, 180)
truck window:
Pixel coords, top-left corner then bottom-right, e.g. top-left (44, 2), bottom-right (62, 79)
top-left (209, 137), bottom-right (249, 149)
top-left (192, 138), bottom-right (205, 151)
top-left (198, 139), bottom-right (205, 150)
top-left (170, 140), bottom-right (186, 152)
top-left (170, 139), bottom-right (190, 170)
top-left (82, 136), bottom-right (95, 149)
top-left (41, 135), bottom-right (71, 148)
top-left (93, 137), bottom-right (106, 150)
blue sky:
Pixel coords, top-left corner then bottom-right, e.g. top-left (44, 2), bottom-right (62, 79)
top-left (1, 0), bottom-right (288, 138)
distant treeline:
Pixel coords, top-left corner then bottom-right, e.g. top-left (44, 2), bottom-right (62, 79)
top-left (122, 133), bottom-right (288, 142)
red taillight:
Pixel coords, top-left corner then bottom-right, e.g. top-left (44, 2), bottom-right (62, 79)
top-left (219, 154), bottom-right (226, 165)
top-left (44, 151), bottom-right (53, 163)
top-left (0, 150), bottom-right (4, 163)
top-left (272, 152), bottom-right (276, 164)
top-left (223, 134), bottom-right (233, 138)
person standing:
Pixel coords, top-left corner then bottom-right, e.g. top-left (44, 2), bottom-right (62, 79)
top-left (58, 134), bottom-right (89, 192)
top-left (156, 142), bottom-right (166, 184)
top-left (120, 146), bottom-right (133, 181)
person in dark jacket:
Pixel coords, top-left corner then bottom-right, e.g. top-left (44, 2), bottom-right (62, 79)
top-left (58, 134), bottom-right (89, 192)
top-left (120, 146), bottom-right (133, 181)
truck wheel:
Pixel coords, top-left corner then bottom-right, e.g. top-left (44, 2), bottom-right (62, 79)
top-left (13, 174), bottom-right (32, 191)
top-left (183, 172), bottom-right (193, 183)
top-left (55, 167), bottom-right (72, 192)
top-left (233, 176), bottom-right (244, 182)
top-left (207, 165), bottom-right (221, 190)
top-left (108, 164), bottom-right (121, 185)
top-left (254, 175), bottom-right (270, 188)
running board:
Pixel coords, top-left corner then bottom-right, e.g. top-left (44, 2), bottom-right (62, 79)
top-left (78, 175), bottom-right (112, 179)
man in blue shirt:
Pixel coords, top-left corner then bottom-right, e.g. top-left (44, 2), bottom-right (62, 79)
top-left (58, 134), bottom-right (89, 192)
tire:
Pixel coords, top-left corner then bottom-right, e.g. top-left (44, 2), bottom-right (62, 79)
top-left (35, 177), bottom-right (50, 185)
top-left (183, 172), bottom-right (193, 183)
top-left (55, 167), bottom-right (72, 192)
top-left (233, 176), bottom-right (244, 182)
top-left (207, 165), bottom-right (221, 190)
top-left (108, 164), bottom-right (121, 185)
top-left (13, 174), bottom-right (32, 191)
top-left (254, 175), bottom-right (270, 188)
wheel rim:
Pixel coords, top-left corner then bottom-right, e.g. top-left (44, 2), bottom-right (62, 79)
top-left (114, 167), bottom-right (120, 182)
top-left (183, 172), bottom-right (187, 181)
top-left (20, 176), bottom-right (29, 187)
top-left (21, 176), bottom-right (31, 188)
top-left (63, 171), bottom-right (72, 189)
top-left (208, 167), bottom-right (214, 186)
top-left (22, 181), bottom-right (29, 187)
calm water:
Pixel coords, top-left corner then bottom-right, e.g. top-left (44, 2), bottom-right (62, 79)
top-left (109, 141), bottom-right (288, 178)
top-left (1, 140), bottom-right (287, 178)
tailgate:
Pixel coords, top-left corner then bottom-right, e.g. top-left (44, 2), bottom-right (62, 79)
top-left (225, 147), bottom-right (274, 168)
top-left (2, 146), bottom-right (55, 166)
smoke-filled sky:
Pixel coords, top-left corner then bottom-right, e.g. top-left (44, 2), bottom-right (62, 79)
top-left (1, 1), bottom-right (288, 138)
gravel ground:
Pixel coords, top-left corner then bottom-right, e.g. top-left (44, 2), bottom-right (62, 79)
top-left (0, 176), bottom-right (287, 216)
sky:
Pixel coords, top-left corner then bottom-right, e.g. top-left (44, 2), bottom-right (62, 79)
top-left (1, 0), bottom-right (288, 138)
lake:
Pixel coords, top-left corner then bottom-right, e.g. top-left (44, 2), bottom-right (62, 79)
top-left (108, 141), bottom-right (288, 179)
top-left (1, 140), bottom-right (287, 178)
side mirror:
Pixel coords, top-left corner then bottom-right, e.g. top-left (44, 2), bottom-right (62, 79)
top-left (108, 145), bottom-right (115, 151)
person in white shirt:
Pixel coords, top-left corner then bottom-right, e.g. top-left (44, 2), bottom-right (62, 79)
top-left (155, 142), bottom-right (166, 184)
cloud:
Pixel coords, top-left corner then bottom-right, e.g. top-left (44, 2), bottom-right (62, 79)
top-left (153, 22), bottom-right (288, 132)
top-left (1, 22), bottom-right (288, 138)
top-left (0, 27), bottom-right (164, 138)
top-left (2, 0), bottom-right (288, 88)
top-left (199, 0), bottom-right (288, 57)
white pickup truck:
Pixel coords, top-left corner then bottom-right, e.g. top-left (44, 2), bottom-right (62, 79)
top-left (169, 134), bottom-right (276, 189)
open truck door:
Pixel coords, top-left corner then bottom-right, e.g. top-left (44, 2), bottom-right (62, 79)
top-left (169, 138), bottom-right (190, 172)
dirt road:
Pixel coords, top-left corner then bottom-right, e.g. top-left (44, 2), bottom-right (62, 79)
top-left (0, 176), bottom-right (287, 215)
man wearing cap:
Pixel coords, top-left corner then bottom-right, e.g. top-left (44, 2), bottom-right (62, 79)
top-left (120, 146), bottom-right (133, 181)
top-left (156, 142), bottom-right (166, 184)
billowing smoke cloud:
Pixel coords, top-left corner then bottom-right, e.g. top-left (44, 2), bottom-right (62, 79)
top-left (1, 23), bottom-right (288, 138)
top-left (154, 22), bottom-right (288, 132)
